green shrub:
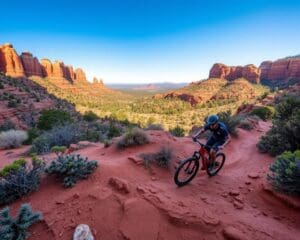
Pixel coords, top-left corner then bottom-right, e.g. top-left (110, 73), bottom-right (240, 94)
top-left (0, 120), bottom-right (15, 131)
top-left (7, 100), bottom-right (18, 108)
top-left (51, 146), bottom-right (67, 155)
top-left (45, 154), bottom-right (98, 187)
top-left (250, 106), bottom-right (275, 121)
top-left (141, 146), bottom-right (173, 168)
top-left (257, 96), bottom-right (300, 156)
top-left (146, 124), bottom-right (164, 131)
top-left (31, 124), bottom-right (81, 154)
top-left (117, 128), bottom-right (149, 149)
top-left (0, 159), bottom-right (27, 177)
top-left (0, 204), bottom-right (42, 240)
top-left (107, 123), bottom-right (122, 139)
top-left (23, 128), bottom-right (39, 145)
top-left (83, 111), bottom-right (99, 122)
top-left (0, 159), bottom-right (44, 205)
top-left (0, 130), bottom-right (28, 149)
top-left (170, 126), bottom-right (185, 137)
top-left (37, 109), bottom-right (73, 130)
top-left (267, 150), bottom-right (300, 195)
top-left (217, 111), bottom-right (240, 137)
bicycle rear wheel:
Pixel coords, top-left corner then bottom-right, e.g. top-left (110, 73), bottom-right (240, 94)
top-left (206, 152), bottom-right (226, 176)
top-left (174, 157), bottom-right (199, 187)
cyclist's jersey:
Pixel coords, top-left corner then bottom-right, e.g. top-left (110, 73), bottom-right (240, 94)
top-left (204, 121), bottom-right (229, 140)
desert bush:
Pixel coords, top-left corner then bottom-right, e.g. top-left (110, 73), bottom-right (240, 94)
top-left (250, 106), bottom-right (275, 121)
top-left (238, 119), bottom-right (254, 131)
top-left (7, 100), bottom-right (18, 108)
top-left (45, 154), bottom-right (98, 187)
top-left (83, 111), bottom-right (99, 122)
top-left (0, 130), bottom-right (28, 149)
top-left (257, 96), bottom-right (300, 156)
top-left (0, 120), bottom-right (15, 131)
top-left (170, 125), bottom-right (185, 137)
top-left (51, 146), bottom-right (67, 155)
top-left (107, 122), bottom-right (122, 139)
top-left (117, 127), bottom-right (149, 149)
top-left (0, 159), bottom-right (44, 205)
top-left (267, 150), bottom-right (300, 195)
top-left (83, 129), bottom-right (101, 142)
top-left (23, 128), bottom-right (39, 145)
top-left (0, 203), bottom-right (42, 240)
top-left (37, 109), bottom-right (73, 130)
top-left (0, 159), bottom-right (26, 178)
top-left (141, 146), bottom-right (173, 168)
top-left (31, 124), bottom-right (81, 154)
top-left (146, 124), bottom-right (164, 131)
top-left (217, 110), bottom-right (241, 137)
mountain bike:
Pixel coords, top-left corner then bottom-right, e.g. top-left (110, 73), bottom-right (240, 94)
top-left (174, 138), bottom-right (226, 187)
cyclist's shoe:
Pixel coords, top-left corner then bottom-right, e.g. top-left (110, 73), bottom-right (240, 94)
top-left (192, 137), bottom-right (197, 142)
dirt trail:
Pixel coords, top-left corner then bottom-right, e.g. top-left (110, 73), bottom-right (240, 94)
top-left (1, 122), bottom-right (299, 240)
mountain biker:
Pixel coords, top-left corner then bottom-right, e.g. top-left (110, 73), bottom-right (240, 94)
top-left (193, 115), bottom-right (231, 167)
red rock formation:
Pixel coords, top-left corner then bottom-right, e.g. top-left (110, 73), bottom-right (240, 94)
top-left (20, 52), bottom-right (43, 77)
top-left (74, 68), bottom-right (87, 83)
top-left (209, 63), bottom-right (261, 83)
top-left (259, 61), bottom-right (272, 80)
top-left (259, 57), bottom-right (300, 85)
top-left (52, 61), bottom-right (65, 78)
top-left (242, 64), bottom-right (261, 84)
top-left (0, 43), bottom-right (25, 77)
top-left (40, 59), bottom-right (54, 77)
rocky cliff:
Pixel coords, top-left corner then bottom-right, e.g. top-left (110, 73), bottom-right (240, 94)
top-left (0, 43), bottom-right (94, 85)
top-left (209, 56), bottom-right (300, 86)
top-left (0, 43), bottom-right (25, 77)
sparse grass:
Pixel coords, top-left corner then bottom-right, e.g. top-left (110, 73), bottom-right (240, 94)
top-left (141, 146), bottom-right (173, 168)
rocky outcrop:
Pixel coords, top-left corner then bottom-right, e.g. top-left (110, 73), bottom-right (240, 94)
top-left (0, 43), bottom-right (25, 77)
top-left (74, 68), bottom-right (87, 83)
top-left (259, 57), bottom-right (300, 86)
top-left (20, 52), bottom-right (43, 77)
top-left (209, 63), bottom-right (261, 84)
top-left (73, 224), bottom-right (94, 240)
top-left (210, 56), bottom-right (300, 86)
top-left (0, 43), bottom-right (89, 84)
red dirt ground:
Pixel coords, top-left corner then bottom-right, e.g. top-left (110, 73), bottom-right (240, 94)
top-left (0, 121), bottom-right (299, 240)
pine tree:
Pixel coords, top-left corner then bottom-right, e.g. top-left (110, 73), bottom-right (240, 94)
top-left (0, 204), bottom-right (42, 240)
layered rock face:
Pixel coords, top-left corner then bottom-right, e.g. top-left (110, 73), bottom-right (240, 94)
top-left (209, 63), bottom-right (261, 84)
top-left (0, 43), bottom-right (25, 77)
top-left (260, 58), bottom-right (300, 85)
top-left (0, 43), bottom-right (88, 84)
top-left (20, 52), bottom-right (43, 77)
top-left (209, 56), bottom-right (300, 86)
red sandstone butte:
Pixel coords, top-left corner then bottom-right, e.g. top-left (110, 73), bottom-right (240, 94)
top-left (0, 43), bottom-right (25, 77)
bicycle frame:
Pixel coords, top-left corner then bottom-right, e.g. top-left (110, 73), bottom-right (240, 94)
top-left (193, 144), bottom-right (210, 170)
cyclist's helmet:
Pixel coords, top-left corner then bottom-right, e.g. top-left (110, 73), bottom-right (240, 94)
top-left (207, 114), bottom-right (219, 126)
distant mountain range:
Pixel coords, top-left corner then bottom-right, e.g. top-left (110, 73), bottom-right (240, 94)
top-left (107, 82), bottom-right (188, 91)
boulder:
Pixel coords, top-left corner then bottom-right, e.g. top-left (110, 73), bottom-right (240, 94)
top-left (73, 224), bottom-right (94, 240)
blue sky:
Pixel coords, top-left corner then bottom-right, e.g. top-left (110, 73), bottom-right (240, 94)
top-left (1, 0), bottom-right (300, 83)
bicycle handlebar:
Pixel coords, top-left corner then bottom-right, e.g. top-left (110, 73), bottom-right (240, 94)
top-left (192, 137), bottom-right (206, 147)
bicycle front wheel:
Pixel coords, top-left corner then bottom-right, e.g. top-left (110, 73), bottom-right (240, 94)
top-left (174, 157), bottom-right (200, 187)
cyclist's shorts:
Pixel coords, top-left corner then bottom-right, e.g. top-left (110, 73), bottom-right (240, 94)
top-left (206, 136), bottom-right (225, 152)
